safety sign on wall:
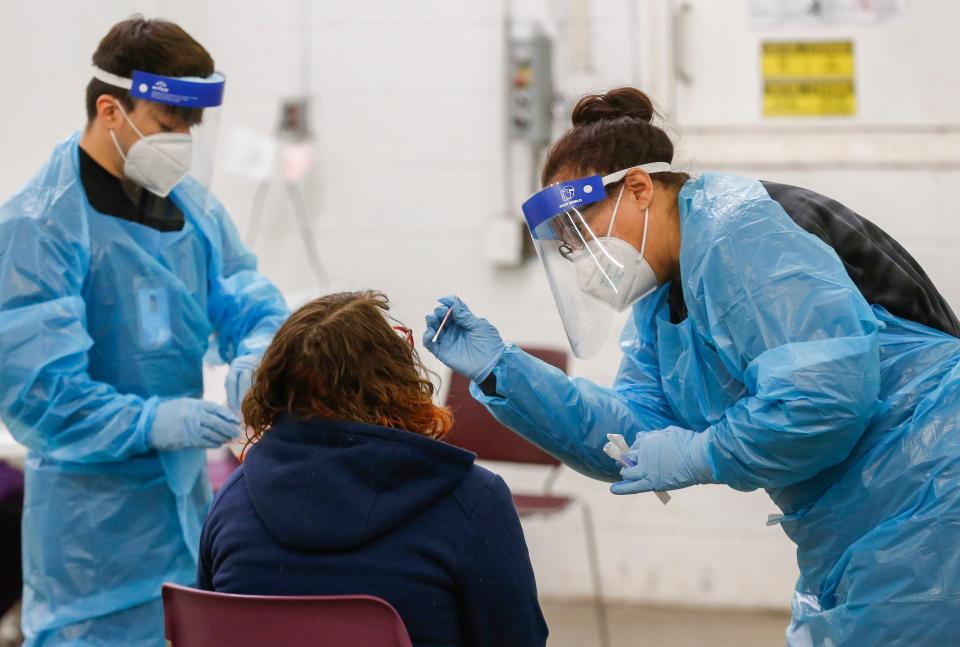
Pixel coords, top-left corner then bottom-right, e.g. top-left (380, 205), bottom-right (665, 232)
top-left (761, 40), bottom-right (856, 117)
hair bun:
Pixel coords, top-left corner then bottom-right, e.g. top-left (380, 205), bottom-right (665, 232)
top-left (571, 87), bottom-right (656, 126)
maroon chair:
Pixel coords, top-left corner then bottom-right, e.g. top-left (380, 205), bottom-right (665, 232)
top-left (207, 449), bottom-right (241, 493)
top-left (443, 346), bottom-right (610, 647)
top-left (162, 583), bottom-right (412, 647)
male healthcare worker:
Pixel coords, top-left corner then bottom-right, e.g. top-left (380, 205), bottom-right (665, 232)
top-left (0, 18), bottom-right (289, 645)
top-left (425, 87), bottom-right (960, 646)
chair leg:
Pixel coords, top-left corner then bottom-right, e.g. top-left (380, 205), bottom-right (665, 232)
top-left (580, 502), bottom-right (610, 647)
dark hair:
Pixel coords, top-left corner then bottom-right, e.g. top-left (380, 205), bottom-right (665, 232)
top-left (541, 87), bottom-right (689, 188)
top-left (86, 16), bottom-right (214, 126)
top-left (241, 291), bottom-right (453, 450)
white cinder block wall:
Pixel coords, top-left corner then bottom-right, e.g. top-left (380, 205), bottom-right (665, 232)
top-left (3, 0), bottom-right (958, 613)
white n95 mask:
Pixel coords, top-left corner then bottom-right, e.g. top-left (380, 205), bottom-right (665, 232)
top-left (573, 184), bottom-right (659, 312)
top-left (110, 100), bottom-right (192, 197)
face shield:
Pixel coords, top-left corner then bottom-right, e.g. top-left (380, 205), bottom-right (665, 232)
top-left (522, 162), bottom-right (672, 359)
top-left (91, 66), bottom-right (225, 198)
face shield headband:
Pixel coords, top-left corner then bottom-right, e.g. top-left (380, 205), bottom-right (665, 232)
top-left (91, 66), bottom-right (225, 108)
top-left (521, 162), bottom-right (673, 234)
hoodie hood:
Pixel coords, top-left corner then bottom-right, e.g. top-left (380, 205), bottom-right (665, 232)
top-left (242, 416), bottom-right (476, 551)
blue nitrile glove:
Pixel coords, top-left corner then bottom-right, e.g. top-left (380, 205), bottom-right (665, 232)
top-left (226, 354), bottom-right (259, 413)
top-left (423, 296), bottom-right (506, 383)
top-left (610, 426), bottom-right (717, 494)
top-left (149, 398), bottom-right (241, 451)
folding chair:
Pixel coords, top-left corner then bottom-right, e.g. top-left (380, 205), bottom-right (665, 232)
top-left (162, 583), bottom-right (412, 647)
top-left (443, 346), bottom-right (610, 647)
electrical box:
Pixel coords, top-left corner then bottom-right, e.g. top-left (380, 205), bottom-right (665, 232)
top-left (507, 33), bottom-right (554, 144)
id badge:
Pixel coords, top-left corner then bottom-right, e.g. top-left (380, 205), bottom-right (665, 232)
top-left (138, 288), bottom-right (172, 350)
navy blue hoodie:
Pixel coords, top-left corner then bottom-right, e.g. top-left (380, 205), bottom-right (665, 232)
top-left (198, 416), bottom-right (547, 647)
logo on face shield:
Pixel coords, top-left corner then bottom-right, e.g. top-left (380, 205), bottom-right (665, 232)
top-left (560, 185), bottom-right (576, 201)
top-left (152, 80), bottom-right (169, 93)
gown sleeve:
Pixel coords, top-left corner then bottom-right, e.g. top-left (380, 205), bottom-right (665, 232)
top-left (0, 209), bottom-right (155, 462)
top-left (686, 177), bottom-right (881, 491)
top-left (202, 197), bottom-right (289, 362)
top-left (470, 285), bottom-right (681, 482)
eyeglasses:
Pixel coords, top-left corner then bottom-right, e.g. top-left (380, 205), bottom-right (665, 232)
top-left (392, 325), bottom-right (415, 347)
top-left (555, 204), bottom-right (602, 261)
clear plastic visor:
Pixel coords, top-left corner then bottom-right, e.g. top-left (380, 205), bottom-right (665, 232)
top-left (522, 162), bottom-right (671, 358)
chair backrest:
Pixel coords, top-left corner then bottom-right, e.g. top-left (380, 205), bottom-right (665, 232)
top-left (443, 346), bottom-right (567, 466)
top-left (207, 450), bottom-right (241, 492)
top-left (162, 583), bottom-right (413, 647)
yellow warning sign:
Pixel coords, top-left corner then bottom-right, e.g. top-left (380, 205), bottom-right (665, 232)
top-left (762, 41), bottom-right (856, 117)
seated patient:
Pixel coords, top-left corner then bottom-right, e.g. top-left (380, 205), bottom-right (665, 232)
top-left (198, 291), bottom-right (548, 646)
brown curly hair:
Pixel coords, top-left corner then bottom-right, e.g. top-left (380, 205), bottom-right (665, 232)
top-left (241, 291), bottom-right (453, 452)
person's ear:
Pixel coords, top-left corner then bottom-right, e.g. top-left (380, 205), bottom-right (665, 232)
top-left (95, 95), bottom-right (124, 130)
top-left (623, 168), bottom-right (655, 210)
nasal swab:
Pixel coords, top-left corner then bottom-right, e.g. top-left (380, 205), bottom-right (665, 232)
top-left (431, 292), bottom-right (462, 343)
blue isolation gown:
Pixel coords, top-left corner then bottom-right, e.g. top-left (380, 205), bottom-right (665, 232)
top-left (473, 173), bottom-right (960, 645)
top-left (0, 133), bottom-right (289, 645)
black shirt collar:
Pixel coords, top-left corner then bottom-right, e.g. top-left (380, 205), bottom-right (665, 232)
top-left (78, 145), bottom-right (185, 232)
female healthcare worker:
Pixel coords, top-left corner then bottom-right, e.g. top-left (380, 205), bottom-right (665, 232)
top-left (424, 87), bottom-right (960, 646)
